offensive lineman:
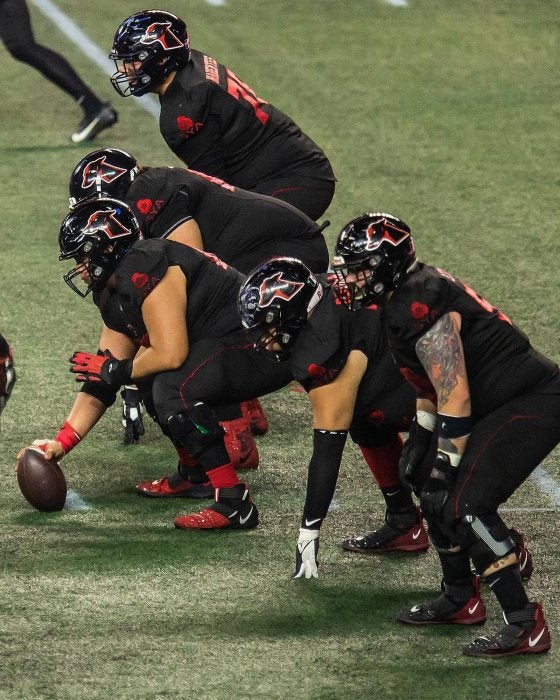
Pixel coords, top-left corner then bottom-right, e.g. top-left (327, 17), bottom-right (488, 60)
top-left (22, 198), bottom-right (291, 529)
top-left (238, 257), bottom-right (429, 577)
top-left (332, 212), bottom-right (560, 658)
top-left (108, 10), bottom-right (335, 220)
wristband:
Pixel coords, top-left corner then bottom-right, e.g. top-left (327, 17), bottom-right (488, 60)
top-left (437, 413), bottom-right (472, 439)
top-left (55, 420), bottom-right (82, 455)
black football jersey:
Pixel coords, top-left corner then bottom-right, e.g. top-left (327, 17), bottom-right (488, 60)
top-left (384, 263), bottom-right (559, 416)
top-left (290, 283), bottom-right (415, 426)
top-left (94, 239), bottom-right (243, 344)
top-left (158, 50), bottom-right (334, 189)
top-left (126, 167), bottom-right (322, 265)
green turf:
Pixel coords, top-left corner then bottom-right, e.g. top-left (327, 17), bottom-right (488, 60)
top-left (1, 1), bottom-right (560, 698)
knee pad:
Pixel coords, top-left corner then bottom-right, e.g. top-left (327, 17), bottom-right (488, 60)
top-left (166, 402), bottom-right (223, 459)
top-left (463, 514), bottom-right (515, 574)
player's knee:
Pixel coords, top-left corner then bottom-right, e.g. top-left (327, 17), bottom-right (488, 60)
top-left (462, 513), bottom-right (515, 575)
top-left (165, 402), bottom-right (223, 458)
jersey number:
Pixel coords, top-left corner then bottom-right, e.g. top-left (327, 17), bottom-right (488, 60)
top-left (462, 282), bottom-right (512, 325)
top-left (226, 69), bottom-right (269, 125)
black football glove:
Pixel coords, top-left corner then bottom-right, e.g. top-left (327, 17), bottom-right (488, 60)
top-left (70, 350), bottom-right (132, 389)
top-left (419, 451), bottom-right (458, 518)
top-left (121, 386), bottom-right (145, 445)
top-left (399, 416), bottom-right (434, 494)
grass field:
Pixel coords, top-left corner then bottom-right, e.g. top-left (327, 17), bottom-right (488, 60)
top-left (1, 1), bottom-right (560, 698)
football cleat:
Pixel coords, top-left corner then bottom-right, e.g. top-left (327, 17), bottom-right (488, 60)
top-left (241, 399), bottom-right (269, 436)
top-left (71, 104), bottom-right (118, 143)
top-left (462, 603), bottom-right (551, 657)
top-left (136, 471), bottom-right (212, 499)
top-left (342, 508), bottom-right (429, 554)
top-left (396, 576), bottom-right (487, 626)
top-left (221, 417), bottom-right (259, 470)
top-left (174, 483), bottom-right (259, 530)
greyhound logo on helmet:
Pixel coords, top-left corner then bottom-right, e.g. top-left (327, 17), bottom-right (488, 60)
top-left (81, 156), bottom-right (127, 191)
top-left (140, 22), bottom-right (185, 51)
top-left (258, 272), bottom-right (304, 308)
top-left (83, 209), bottom-right (132, 240)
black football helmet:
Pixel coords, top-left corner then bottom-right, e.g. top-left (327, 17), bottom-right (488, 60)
top-left (59, 197), bottom-right (142, 297)
top-left (109, 10), bottom-right (190, 97)
top-left (332, 212), bottom-right (416, 310)
top-left (0, 334), bottom-right (15, 416)
top-left (238, 257), bottom-right (323, 361)
top-left (68, 148), bottom-right (140, 208)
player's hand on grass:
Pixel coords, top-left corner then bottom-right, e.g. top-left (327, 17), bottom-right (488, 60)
top-left (121, 386), bottom-right (145, 445)
top-left (293, 527), bottom-right (319, 579)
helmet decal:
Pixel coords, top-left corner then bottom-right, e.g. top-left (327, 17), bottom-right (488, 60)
top-left (140, 22), bottom-right (184, 50)
top-left (81, 156), bottom-right (128, 190)
top-left (258, 272), bottom-right (304, 308)
top-left (83, 209), bottom-right (132, 240)
top-left (365, 219), bottom-right (411, 251)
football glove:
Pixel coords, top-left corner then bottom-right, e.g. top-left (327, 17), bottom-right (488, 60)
top-left (293, 527), bottom-right (319, 579)
top-left (399, 416), bottom-right (434, 494)
top-left (121, 385), bottom-right (145, 445)
top-left (70, 350), bottom-right (132, 389)
top-left (419, 451), bottom-right (458, 518)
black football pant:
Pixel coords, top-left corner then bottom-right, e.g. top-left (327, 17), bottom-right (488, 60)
top-left (231, 233), bottom-right (329, 275)
top-left (137, 329), bottom-right (292, 427)
top-left (0, 0), bottom-right (101, 111)
top-left (252, 175), bottom-right (335, 222)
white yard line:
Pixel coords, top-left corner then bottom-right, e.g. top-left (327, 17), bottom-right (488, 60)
top-left (30, 0), bottom-right (160, 119)
top-left (65, 489), bottom-right (92, 510)
top-left (383, 0), bottom-right (408, 7)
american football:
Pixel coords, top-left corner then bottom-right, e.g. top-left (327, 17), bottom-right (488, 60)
top-left (16, 448), bottom-right (67, 512)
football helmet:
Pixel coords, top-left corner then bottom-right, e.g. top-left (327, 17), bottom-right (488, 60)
top-left (59, 197), bottom-right (142, 297)
top-left (109, 10), bottom-right (190, 97)
top-left (332, 212), bottom-right (416, 310)
top-left (238, 257), bottom-right (323, 361)
top-left (0, 334), bottom-right (15, 416)
top-left (68, 148), bottom-right (140, 208)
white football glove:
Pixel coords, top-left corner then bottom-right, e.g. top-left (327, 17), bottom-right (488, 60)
top-left (121, 386), bottom-right (145, 445)
top-left (293, 527), bottom-right (319, 579)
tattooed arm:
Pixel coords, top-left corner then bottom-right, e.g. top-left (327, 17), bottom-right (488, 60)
top-left (415, 311), bottom-right (471, 460)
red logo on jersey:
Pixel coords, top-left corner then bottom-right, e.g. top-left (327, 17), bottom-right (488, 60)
top-left (365, 219), bottom-right (410, 252)
top-left (140, 22), bottom-right (184, 51)
top-left (410, 302), bottom-right (429, 319)
top-left (83, 210), bottom-right (131, 239)
top-left (81, 156), bottom-right (127, 190)
top-left (367, 409), bottom-right (386, 424)
top-left (307, 363), bottom-right (340, 385)
top-left (131, 272), bottom-right (161, 298)
top-left (136, 199), bottom-right (153, 215)
top-left (258, 272), bottom-right (304, 308)
top-left (177, 115), bottom-right (204, 136)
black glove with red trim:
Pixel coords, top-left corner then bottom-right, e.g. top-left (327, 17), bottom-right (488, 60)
top-left (70, 350), bottom-right (132, 389)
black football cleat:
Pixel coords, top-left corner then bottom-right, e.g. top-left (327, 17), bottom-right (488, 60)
top-left (396, 576), bottom-right (487, 626)
top-left (342, 508), bottom-right (429, 554)
top-left (71, 103), bottom-right (118, 143)
top-left (462, 603), bottom-right (551, 657)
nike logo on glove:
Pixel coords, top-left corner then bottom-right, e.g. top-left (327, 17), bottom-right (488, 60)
top-left (239, 506), bottom-right (254, 525)
top-left (528, 629), bottom-right (545, 647)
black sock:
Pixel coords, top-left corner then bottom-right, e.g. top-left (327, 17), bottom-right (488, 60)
top-left (178, 462), bottom-right (208, 484)
top-left (381, 485), bottom-right (415, 513)
top-left (485, 564), bottom-right (529, 616)
top-left (77, 94), bottom-right (103, 116)
top-left (437, 550), bottom-right (474, 603)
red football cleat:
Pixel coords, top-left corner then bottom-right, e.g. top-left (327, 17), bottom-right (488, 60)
top-left (463, 603), bottom-right (551, 657)
top-left (136, 472), bottom-right (212, 499)
top-left (396, 576), bottom-right (487, 626)
top-left (241, 399), bottom-right (269, 436)
top-left (342, 508), bottom-right (430, 554)
top-left (174, 483), bottom-right (259, 530)
top-left (221, 417), bottom-right (259, 470)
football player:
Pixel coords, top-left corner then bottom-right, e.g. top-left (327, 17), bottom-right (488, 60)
top-left (108, 10), bottom-right (335, 220)
top-left (0, 333), bottom-right (16, 415)
top-left (0, 0), bottom-right (117, 142)
top-left (332, 212), bottom-right (560, 657)
top-left (23, 198), bottom-right (292, 530)
top-left (68, 147), bottom-right (330, 447)
top-left (237, 257), bottom-right (430, 579)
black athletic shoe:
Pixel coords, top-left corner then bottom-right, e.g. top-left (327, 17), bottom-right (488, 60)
top-left (342, 508), bottom-right (429, 554)
top-left (396, 577), bottom-right (487, 626)
top-left (71, 104), bottom-right (118, 143)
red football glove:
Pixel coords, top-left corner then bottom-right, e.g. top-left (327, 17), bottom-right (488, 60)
top-left (69, 350), bottom-right (132, 388)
